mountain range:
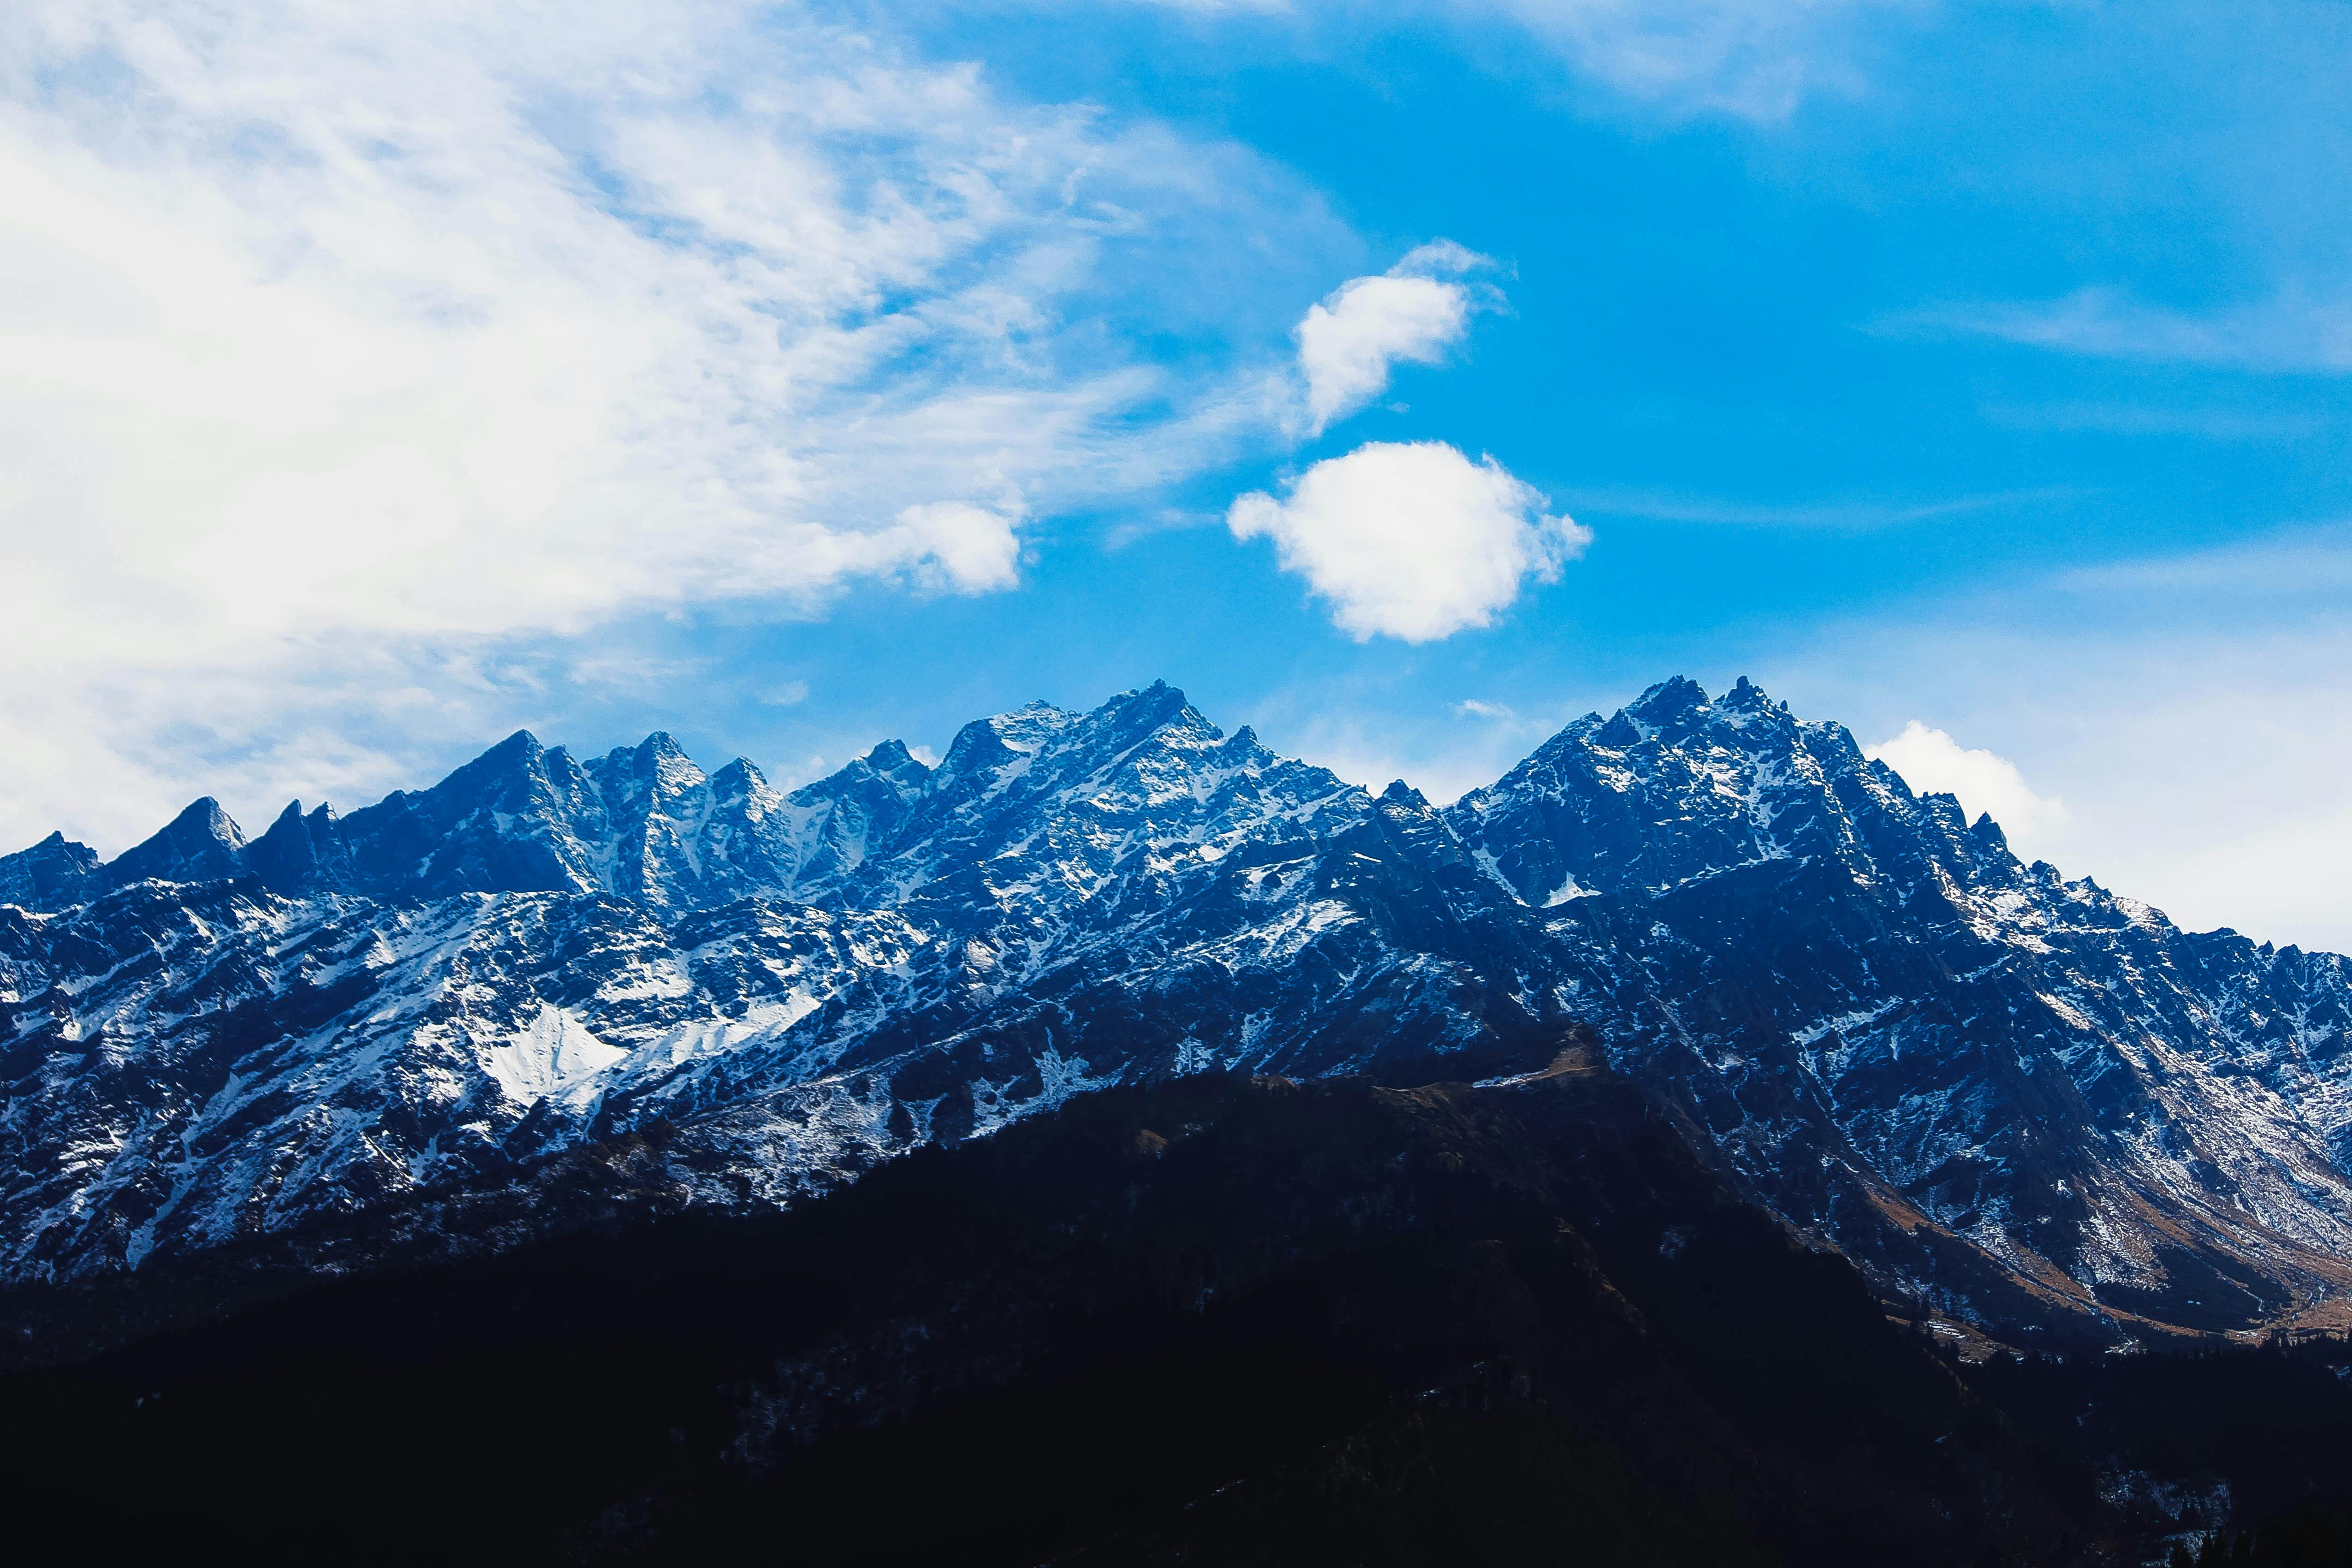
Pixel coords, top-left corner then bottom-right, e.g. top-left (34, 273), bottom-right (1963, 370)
top-left (5, 677), bottom-right (2350, 1349)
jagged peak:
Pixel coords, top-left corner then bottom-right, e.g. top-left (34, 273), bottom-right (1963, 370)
top-left (418, 729), bottom-right (551, 801)
top-left (171, 796), bottom-right (246, 849)
top-left (256, 798), bottom-right (343, 835)
top-left (1626, 675), bottom-right (1710, 719)
top-left (10, 829), bottom-right (82, 856)
top-left (940, 715), bottom-right (1029, 774)
top-left (588, 732), bottom-right (707, 797)
top-left (103, 796), bottom-right (248, 886)
top-left (638, 730), bottom-right (687, 755)
top-left (786, 741), bottom-right (929, 808)
top-left (1119, 677), bottom-right (1189, 713)
top-left (939, 684), bottom-right (1199, 773)
top-left (862, 739), bottom-right (929, 776)
top-left (704, 757), bottom-right (785, 826)
top-left (1218, 723), bottom-right (1294, 768)
top-left (0, 831), bottom-right (99, 873)
top-left (0, 831), bottom-right (102, 912)
top-left (1717, 674), bottom-right (1774, 712)
top-left (1091, 679), bottom-right (1219, 749)
top-left (975, 700), bottom-right (1079, 757)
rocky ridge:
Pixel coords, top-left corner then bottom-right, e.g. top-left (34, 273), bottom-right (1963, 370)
top-left (4, 677), bottom-right (2349, 1342)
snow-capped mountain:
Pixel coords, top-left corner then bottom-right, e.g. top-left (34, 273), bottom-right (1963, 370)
top-left (1452, 677), bottom-right (2352, 1334)
top-left (5, 678), bottom-right (2349, 1341)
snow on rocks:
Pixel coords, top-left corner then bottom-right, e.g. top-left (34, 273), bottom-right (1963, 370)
top-left (5, 678), bottom-right (2352, 1341)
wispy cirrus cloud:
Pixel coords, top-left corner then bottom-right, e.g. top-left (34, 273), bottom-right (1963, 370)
top-left (1121, 0), bottom-right (1918, 120)
top-left (1908, 287), bottom-right (2352, 374)
top-left (1560, 486), bottom-right (2075, 529)
top-left (0, 0), bottom-right (1336, 852)
top-left (1462, 0), bottom-right (1910, 119)
top-left (1979, 400), bottom-right (2337, 443)
top-left (2050, 524), bottom-right (2352, 598)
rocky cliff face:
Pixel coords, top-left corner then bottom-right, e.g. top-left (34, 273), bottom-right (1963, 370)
top-left (4, 677), bottom-right (2349, 1342)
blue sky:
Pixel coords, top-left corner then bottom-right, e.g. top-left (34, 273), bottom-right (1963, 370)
top-left (4, 1), bottom-right (2350, 946)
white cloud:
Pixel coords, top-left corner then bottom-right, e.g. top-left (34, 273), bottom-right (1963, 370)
top-left (0, 0), bottom-right (1325, 853)
top-left (889, 502), bottom-right (1027, 594)
top-left (1295, 242), bottom-right (1493, 434)
top-left (1454, 699), bottom-right (1517, 719)
top-left (1228, 440), bottom-right (1589, 641)
top-left (1866, 722), bottom-right (2069, 843)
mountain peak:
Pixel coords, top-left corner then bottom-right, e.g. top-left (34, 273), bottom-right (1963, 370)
top-left (0, 831), bottom-right (101, 911)
top-left (106, 796), bottom-right (248, 887)
top-left (592, 731), bottom-right (707, 797)
top-left (1718, 674), bottom-right (1775, 712)
top-left (862, 739), bottom-right (929, 777)
top-left (710, 755), bottom-right (767, 789)
top-left (1093, 679), bottom-right (1215, 747)
top-left (1626, 675), bottom-right (1709, 721)
top-left (248, 797), bottom-right (362, 897)
top-left (976, 701), bottom-right (1079, 757)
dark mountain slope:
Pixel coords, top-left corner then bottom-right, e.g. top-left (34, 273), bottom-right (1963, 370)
top-left (0, 1058), bottom-right (2103, 1568)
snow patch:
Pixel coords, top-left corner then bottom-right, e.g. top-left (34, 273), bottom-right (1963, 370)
top-left (483, 1004), bottom-right (629, 1105)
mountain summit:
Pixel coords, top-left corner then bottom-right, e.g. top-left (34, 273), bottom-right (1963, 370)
top-left (2, 679), bottom-right (2348, 1343)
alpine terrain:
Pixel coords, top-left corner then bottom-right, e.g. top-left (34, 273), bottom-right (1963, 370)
top-left (5, 677), bottom-right (2350, 1350)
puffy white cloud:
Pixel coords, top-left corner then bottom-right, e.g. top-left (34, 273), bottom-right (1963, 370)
top-left (1295, 242), bottom-right (1492, 434)
top-left (1228, 441), bottom-right (1588, 641)
top-left (1867, 721), bottom-right (2069, 841)
top-left (0, 0), bottom-right (1323, 852)
top-left (890, 503), bottom-right (1027, 594)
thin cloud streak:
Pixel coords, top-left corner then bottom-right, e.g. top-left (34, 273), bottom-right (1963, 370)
top-left (1561, 486), bottom-right (2077, 529)
top-left (2051, 525), bottom-right (2352, 598)
top-left (1901, 288), bottom-right (2352, 375)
